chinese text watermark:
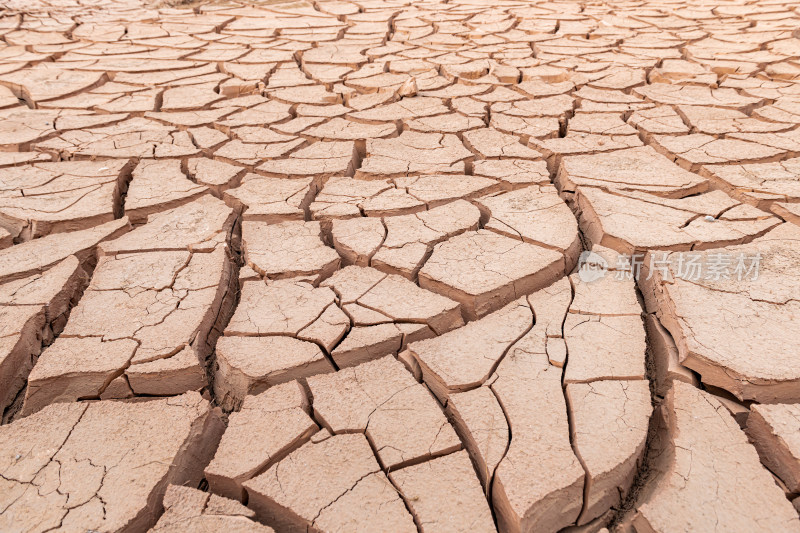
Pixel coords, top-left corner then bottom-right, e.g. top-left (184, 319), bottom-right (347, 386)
top-left (577, 251), bottom-right (761, 283)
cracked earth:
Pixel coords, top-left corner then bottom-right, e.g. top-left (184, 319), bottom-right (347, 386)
top-left (0, 0), bottom-right (799, 531)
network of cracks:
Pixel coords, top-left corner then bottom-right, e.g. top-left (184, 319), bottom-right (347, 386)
top-left (1, 0), bottom-right (800, 531)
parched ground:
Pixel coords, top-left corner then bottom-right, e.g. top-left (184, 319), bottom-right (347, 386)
top-left (1, 0), bottom-right (800, 531)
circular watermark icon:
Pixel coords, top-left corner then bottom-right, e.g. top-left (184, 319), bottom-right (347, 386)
top-left (577, 250), bottom-right (608, 283)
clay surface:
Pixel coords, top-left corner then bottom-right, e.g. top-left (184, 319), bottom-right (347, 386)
top-left (0, 0), bottom-right (797, 531)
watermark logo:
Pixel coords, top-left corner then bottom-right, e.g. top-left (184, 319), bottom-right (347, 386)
top-left (577, 251), bottom-right (761, 282)
top-left (577, 250), bottom-right (608, 283)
